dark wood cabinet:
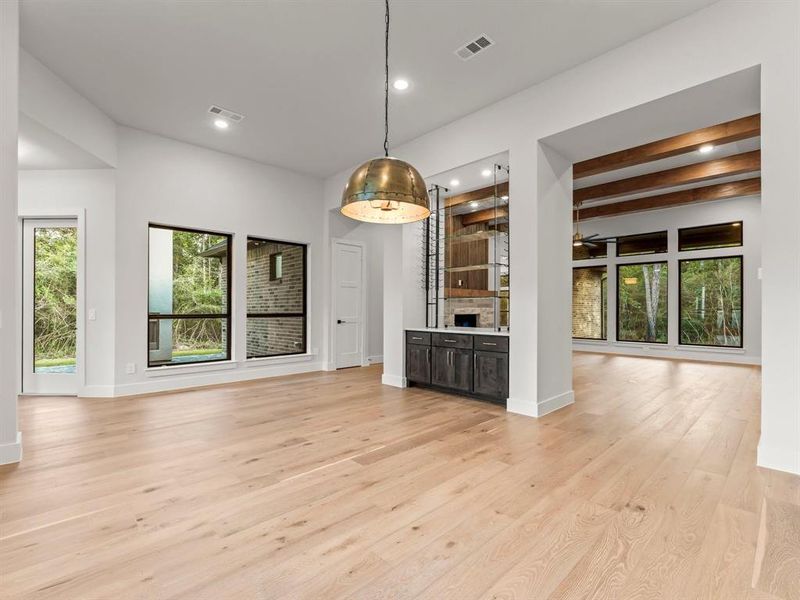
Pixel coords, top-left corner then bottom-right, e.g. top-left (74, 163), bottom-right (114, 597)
top-left (406, 343), bottom-right (431, 384)
top-left (473, 350), bottom-right (509, 399)
top-left (431, 347), bottom-right (472, 393)
top-left (406, 330), bottom-right (508, 404)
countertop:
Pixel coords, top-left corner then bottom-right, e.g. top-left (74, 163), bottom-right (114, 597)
top-left (406, 327), bottom-right (510, 337)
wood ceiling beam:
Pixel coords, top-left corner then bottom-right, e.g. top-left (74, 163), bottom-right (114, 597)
top-left (574, 177), bottom-right (761, 220)
top-left (443, 181), bottom-right (509, 208)
top-left (573, 114), bottom-right (760, 179)
top-left (573, 150), bottom-right (760, 203)
top-left (461, 206), bottom-right (509, 226)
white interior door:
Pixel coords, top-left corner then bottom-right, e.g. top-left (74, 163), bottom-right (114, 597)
top-left (22, 219), bottom-right (79, 395)
top-left (333, 240), bottom-right (364, 369)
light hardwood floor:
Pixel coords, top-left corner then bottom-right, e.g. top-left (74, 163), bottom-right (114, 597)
top-left (1, 353), bottom-right (798, 599)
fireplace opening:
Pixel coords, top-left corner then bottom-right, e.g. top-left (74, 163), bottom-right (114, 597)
top-left (454, 313), bottom-right (478, 328)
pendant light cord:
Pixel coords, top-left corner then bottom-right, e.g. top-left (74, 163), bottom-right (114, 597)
top-left (384, 0), bottom-right (390, 157)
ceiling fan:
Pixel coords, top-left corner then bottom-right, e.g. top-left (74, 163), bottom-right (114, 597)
top-left (572, 200), bottom-right (617, 248)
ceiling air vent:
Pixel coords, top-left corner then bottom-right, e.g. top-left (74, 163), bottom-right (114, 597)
top-left (455, 35), bottom-right (494, 61)
top-left (208, 105), bottom-right (245, 122)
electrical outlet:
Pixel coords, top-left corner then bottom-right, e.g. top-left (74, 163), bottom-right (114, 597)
top-left (88, 308), bottom-right (97, 321)
top-left (126, 363), bottom-right (136, 374)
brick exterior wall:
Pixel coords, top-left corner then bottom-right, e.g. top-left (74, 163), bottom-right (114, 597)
top-left (572, 267), bottom-right (606, 339)
top-left (246, 242), bottom-right (305, 357)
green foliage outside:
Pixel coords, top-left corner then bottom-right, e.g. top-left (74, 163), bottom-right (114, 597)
top-left (618, 263), bottom-right (668, 343)
top-left (680, 257), bottom-right (742, 346)
top-left (170, 231), bottom-right (227, 352)
top-left (34, 228), bottom-right (77, 365)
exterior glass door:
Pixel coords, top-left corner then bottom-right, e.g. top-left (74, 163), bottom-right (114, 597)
top-left (22, 219), bottom-right (79, 395)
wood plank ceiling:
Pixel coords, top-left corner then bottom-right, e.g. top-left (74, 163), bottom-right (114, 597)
top-left (573, 114), bottom-right (761, 220)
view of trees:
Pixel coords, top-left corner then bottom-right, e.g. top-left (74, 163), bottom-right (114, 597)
top-left (170, 230), bottom-right (227, 353)
top-left (680, 256), bottom-right (742, 347)
top-left (618, 262), bottom-right (668, 343)
top-left (34, 227), bottom-right (77, 368)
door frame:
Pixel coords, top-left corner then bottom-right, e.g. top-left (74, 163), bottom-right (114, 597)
top-left (330, 237), bottom-right (367, 369)
top-left (19, 209), bottom-right (86, 396)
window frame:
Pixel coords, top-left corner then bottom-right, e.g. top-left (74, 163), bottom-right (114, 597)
top-left (147, 223), bottom-right (233, 368)
top-left (616, 260), bottom-right (669, 344)
top-left (615, 230), bottom-right (668, 257)
top-left (678, 255), bottom-right (744, 349)
top-left (572, 265), bottom-right (608, 341)
top-left (246, 237), bottom-right (308, 359)
top-left (677, 221), bottom-right (743, 252)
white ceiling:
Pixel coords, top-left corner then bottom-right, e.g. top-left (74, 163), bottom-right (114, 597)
top-left (20, 0), bottom-right (717, 177)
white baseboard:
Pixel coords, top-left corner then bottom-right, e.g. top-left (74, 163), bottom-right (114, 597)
top-left (0, 432), bottom-right (22, 465)
top-left (538, 389), bottom-right (575, 416)
top-left (507, 389), bottom-right (574, 418)
top-left (506, 396), bottom-right (538, 417)
top-left (114, 361), bottom-right (324, 397)
top-left (368, 355), bottom-right (384, 364)
top-left (322, 361), bottom-right (337, 371)
top-left (757, 443), bottom-right (800, 476)
top-left (79, 385), bottom-right (115, 398)
top-left (381, 373), bottom-right (407, 388)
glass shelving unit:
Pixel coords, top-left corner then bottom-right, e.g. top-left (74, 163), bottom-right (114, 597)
top-left (423, 164), bottom-right (509, 330)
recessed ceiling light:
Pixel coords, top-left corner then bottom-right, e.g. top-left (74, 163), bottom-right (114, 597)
top-left (481, 169), bottom-right (492, 177)
top-left (501, 195), bottom-right (509, 200)
top-left (698, 143), bottom-right (714, 154)
top-left (450, 179), bottom-right (460, 187)
top-left (393, 79), bottom-right (409, 91)
top-left (214, 118), bottom-right (230, 130)
top-left (470, 201), bottom-right (479, 208)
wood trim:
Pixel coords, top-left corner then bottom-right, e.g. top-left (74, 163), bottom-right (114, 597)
top-left (573, 150), bottom-right (760, 203)
top-left (461, 206), bottom-right (509, 226)
top-left (444, 181), bottom-right (509, 208)
top-left (573, 114), bottom-right (760, 179)
top-left (575, 177), bottom-right (761, 220)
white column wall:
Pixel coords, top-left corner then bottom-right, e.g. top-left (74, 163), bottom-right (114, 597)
top-left (0, 0), bottom-right (21, 464)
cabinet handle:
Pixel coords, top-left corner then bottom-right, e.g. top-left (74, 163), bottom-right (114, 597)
top-left (473, 353), bottom-right (477, 370)
top-left (481, 342), bottom-right (497, 346)
top-left (448, 349), bottom-right (453, 366)
top-left (411, 336), bottom-right (423, 341)
top-left (444, 339), bottom-right (457, 343)
top-left (426, 347), bottom-right (430, 363)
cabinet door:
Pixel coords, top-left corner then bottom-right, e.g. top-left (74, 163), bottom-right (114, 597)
top-left (432, 347), bottom-right (473, 393)
top-left (406, 343), bottom-right (431, 384)
top-left (451, 348), bottom-right (473, 393)
top-left (431, 346), bottom-right (452, 388)
top-left (473, 350), bottom-right (509, 399)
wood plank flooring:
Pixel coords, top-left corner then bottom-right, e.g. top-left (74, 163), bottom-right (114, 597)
top-left (1, 353), bottom-right (798, 599)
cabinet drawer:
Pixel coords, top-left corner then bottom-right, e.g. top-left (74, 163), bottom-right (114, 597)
top-left (406, 331), bottom-right (431, 346)
top-left (432, 333), bottom-right (473, 349)
top-left (473, 335), bottom-right (509, 353)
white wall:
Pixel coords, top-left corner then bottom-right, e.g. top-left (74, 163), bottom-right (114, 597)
top-left (19, 50), bottom-right (116, 167)
top-left (18, 170), bottom-right (117, 395)
top-left (113, 127), bottom-right (325, 395)
top-left (323, 1), bottom-right (800, 474)
top-left (0, 0), bottom-right (21, 464)
top-left (572, 196), bottom-right (761, 364)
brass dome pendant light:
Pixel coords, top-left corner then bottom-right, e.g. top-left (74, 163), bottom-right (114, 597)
top-left (340, 0), bottom-right (430, 224)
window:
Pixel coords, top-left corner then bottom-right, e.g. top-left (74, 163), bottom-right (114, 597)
top-left (147, 225), bottom-right (231, 367)
top-left (617, 262), bottom-right (668, 343)
top-left (616, 231), bottom-right (668, 257)
top-left (680, 256), bottom-right (742, 347)
top-left (679, 222), bottom-right (742, 251)
top-left (270, 252), bottom-right (283, 281)
top-left (247, 237), bottom-right (307, 358)
top-left (572, 241), bottom-right (608, 261)
top-left (573, 266), bottom-right (607, 340)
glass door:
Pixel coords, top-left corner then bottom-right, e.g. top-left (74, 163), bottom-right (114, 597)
top-left (22, 219), bottom-right (79, 395)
